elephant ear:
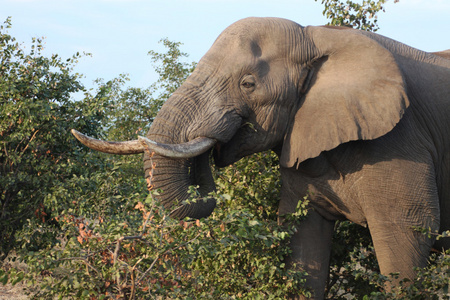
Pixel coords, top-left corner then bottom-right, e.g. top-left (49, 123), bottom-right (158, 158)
top-left (280, 26), bottom-right (409, 168)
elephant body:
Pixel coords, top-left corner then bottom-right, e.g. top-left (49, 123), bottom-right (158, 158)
top-left (73, 18), bottom-right (450, 299)
top-left (434, 49), bottom-right (450, 60)
top-left (279, 36), bottom-right (450, 297)
top-left (280, 105), bottom-right (446, 296)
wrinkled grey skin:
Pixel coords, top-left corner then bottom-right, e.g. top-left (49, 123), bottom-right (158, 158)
top-left (98, 18), bottom-right (450, 299)
top-left (434, 49), bottom-right (450, 60)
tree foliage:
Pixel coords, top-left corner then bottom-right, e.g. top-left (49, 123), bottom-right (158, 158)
top-left (148, 39), bottom-right (196, 102)
top-left (0, 16), bottom-right (109, 259)
top-left (316, 0), bottom-right (398, 31)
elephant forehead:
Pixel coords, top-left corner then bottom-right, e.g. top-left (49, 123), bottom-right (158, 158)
top-left (198, 48), bottom-right (264, 79)
top-left (206, 33), bottom-right (261, 63)
top-left (220, 17), bottom-right (301, 39)
top-left (204, 17), bottom-right (302, 63)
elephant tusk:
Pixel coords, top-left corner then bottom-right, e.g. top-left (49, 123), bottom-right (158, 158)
top-left (138, 136), bottom-right (216, 158)
top-left (71, 129), bottom-right (145, 154)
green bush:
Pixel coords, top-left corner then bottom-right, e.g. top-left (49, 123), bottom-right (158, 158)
top-left (4, 153), bottom-right (309, 299)
top-left (0, 16), bottom-right (111, 258)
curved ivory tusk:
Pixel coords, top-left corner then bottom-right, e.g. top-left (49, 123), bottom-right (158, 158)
top-left (71, 129), bottom-right (145, 154)
top-left (138, 136), bottom-right (216, 158)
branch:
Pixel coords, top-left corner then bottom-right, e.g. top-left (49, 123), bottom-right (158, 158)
top-left (16, 129), bottom-right (40, 155)
top-left (137, 231), bottom-right (202, 283)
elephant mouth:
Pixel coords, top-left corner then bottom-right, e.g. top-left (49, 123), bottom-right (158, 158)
top-left (212, 142), bottom-right (225, 166)
top-left (212, 141), bottom-right (236, 168)
top-left (211, 124), bottom-right (255, 168)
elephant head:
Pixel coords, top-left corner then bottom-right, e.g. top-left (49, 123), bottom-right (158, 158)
top-left (72, 17), bottom-right (407, 220)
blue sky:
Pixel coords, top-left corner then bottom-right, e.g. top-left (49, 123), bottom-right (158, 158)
top-left (1, 0), bottom-right (449, 90)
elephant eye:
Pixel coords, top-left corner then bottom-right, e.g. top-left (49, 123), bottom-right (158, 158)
top-left (240, 75), bottom-right (256, 91)
top-left (242, 82), bottom-right (255, 89)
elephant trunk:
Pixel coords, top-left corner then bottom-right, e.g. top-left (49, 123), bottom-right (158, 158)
top-left (144, 152), bottom-right (216, 219)
top-left (144, 90), bottom-right (218, 219)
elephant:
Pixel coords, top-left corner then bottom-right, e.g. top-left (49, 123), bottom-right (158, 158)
top-left (72, 17), bottom-right (450, 299)
top-left (434, 49), bottom-right (450, 60)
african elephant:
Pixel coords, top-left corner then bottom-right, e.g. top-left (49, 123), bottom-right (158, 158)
top-left (434, 49), bottom-right (450, 60)
top-left (72, 17), bottom-right (450, 299)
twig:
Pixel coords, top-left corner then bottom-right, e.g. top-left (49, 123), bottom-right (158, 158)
top-left (81, 259), bottom-right (101, 276)
top-left (17, 129), bottom-right (40, 155)
top-left (113, 236), bottom-right (125, 266)
top-left (140, 205), bottom-right (154, 236)
top-left (137, 253), bottom-right (160, 283)
top-left (137, 232), bottom-right (202, 284)
top-left (112, 234), bottom-right (155, 298)
top-left (129, 269), bottom-right (136, 300)
top-left (54, 255), bottom-right (100, 275)
top-left (113, 236), bottom-right (125, 296)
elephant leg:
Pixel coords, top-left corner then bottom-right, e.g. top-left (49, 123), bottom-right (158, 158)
top-left (365, 169), bottom-right (440, 287)
top-left (434, 153), bottom-right (450, 250)
top-left (368, 218), bottom-right (437, 286)
top-left (435, 185), bottom-right (450, 250)
top-left (284, 209), bottom-right (335, 300)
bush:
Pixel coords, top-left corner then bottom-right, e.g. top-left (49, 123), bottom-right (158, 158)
top-left (2, 152), bottom-right (309, 299)
top-left (0, 16), bottom-right (111, 259)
